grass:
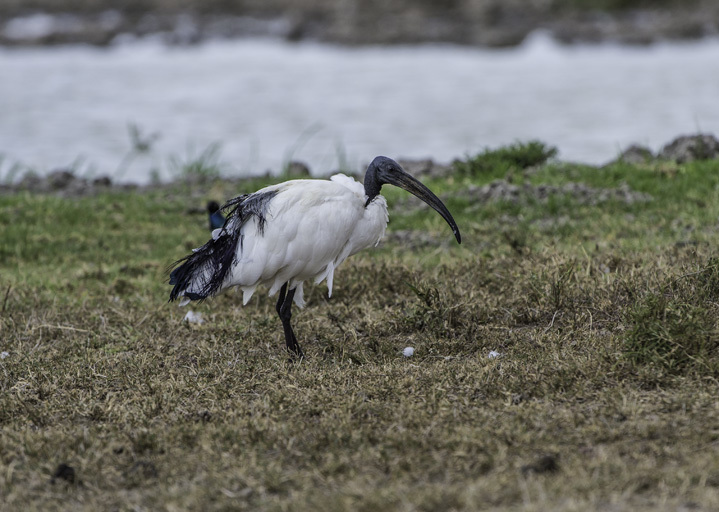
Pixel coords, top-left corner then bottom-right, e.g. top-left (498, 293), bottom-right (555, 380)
top-left (168, 142), bottom-right (227, 182)
top-left (3, 143), bottom-right (719, 510)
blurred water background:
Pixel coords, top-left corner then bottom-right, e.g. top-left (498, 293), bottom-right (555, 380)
top-left (1, 26), bottom-right (718, 184)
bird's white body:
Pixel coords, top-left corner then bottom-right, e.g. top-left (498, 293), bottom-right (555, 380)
top-left (177, 174), bottom-right (388, 308)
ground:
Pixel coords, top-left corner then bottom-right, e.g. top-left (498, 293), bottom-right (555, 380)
top-left (2, 141), bottom-right (719, 510)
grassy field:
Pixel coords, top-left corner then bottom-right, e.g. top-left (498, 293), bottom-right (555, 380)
top-left (2, 142), bottom-right (719, 511)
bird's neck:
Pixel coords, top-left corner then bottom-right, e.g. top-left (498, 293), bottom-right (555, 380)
top-left (363, 168), bottom-right (382, 207)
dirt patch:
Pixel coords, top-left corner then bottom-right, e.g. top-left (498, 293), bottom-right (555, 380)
top-left (50, 463), bottom-right (78, 485)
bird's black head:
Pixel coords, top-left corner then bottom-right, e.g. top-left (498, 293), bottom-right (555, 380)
top-left (207, 200), bottom-right (221, 214)
top-left (363, 156), bottom-right (461, 244)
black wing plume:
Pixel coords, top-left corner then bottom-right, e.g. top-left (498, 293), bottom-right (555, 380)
top-left (168, 190), bottom-right (278, 302)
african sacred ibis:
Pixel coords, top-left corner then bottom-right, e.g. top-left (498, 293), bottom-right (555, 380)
top-left (169, 156), bottom-right (461, 358)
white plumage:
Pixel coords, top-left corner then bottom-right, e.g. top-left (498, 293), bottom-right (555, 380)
top-left (226, 175), bottom-right (388, 307)
top-left (169, 156), bottom-right (460, 357)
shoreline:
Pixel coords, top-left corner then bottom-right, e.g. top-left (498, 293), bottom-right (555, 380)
top-left (2, 3), bottom-right (718, 48)
top-left (3, 133), bottom-right (717, 198)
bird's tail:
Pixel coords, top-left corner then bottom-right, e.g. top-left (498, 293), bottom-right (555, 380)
top-left (168, 190), bottom-right (278, 304)
top-left (168, 228), bottom-right (241, 304)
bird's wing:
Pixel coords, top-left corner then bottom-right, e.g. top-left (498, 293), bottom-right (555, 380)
top-left (227, 180), bottom-right (366, 304)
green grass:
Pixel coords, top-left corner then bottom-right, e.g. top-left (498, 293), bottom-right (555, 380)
top-left (3, 144), bottom-right (719, 510)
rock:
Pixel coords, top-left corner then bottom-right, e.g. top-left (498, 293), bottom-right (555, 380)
top-left (47, 169), bottom-right (77, 190)
top-left (92, 176), bottom-right (113, 187)
top-left (17, 172), bottom-right (44, 192)
top-left (614, 144), bottom-right (654, 165)
top-left (284, 161), bottom-right (311, 178)
top-left (659, 134), bottom-right (719, 163)
top-left (8, 169), bottom-right (117, 196)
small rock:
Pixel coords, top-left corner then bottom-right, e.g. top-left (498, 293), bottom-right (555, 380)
top-left (92, 176), bottom-right (112, 187)
top-left (183, 310), bottom-right (204, 324)
top-left (402, 347), bottom-right (415, 357)
top-left (488, 350), bottom-right (502, 359)
top-left (284, 161), bottom-right (311, 177)
top-left (17, 172), bottom-right (44, 192)
top-left (511, 393), bottom-right (526, 405)
top-left (47, 169), bottom-right (78, 190)
top-left (614, 144), bottom-right (654, 165)
top-left (659, 134), bottom-right (719, 163)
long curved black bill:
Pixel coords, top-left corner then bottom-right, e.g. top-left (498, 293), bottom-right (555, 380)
top-left (384, 169), bottom-right (462, 244)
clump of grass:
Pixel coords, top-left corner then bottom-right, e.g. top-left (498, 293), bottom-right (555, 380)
top-left (525, 260), bottom-right (577, 314)
top-left (402, 278), bottom-right (475, 339)
top-left (454, 140), bottom-right (558, 178)
top-left (114, 123), bottom-right (161, 181)
top-left (625, 293), bottom-right (714, 372)
top-left (168, 142), bottom-right (227, 182)
top-left (624, 259), bottom-right (719, 374)
top-left (0, 154), bottom-right (29, 185)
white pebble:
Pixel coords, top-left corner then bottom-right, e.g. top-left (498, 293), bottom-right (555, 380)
top-left (488, 350), bottom-right (502, 359)
top-left (402, 347), bottom-right (415, 357)
top-left (183, 310), bottom-right (204, 324)
top-left (0, 351), bottom-right (8, 359)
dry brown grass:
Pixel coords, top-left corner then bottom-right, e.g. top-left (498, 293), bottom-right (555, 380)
top-left (3, 151), bottom-right (719, 510)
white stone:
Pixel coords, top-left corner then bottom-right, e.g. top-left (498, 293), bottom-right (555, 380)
top-left (183, 310), bottom-right (204, 324)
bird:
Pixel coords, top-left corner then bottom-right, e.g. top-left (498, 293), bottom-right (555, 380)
top-left (207, 200), bottom-right (226, 231)
top-left (169, 156), bottom-right (461, 358)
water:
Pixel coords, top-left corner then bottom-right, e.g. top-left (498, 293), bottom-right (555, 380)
top-left (1, 33), bottom-right (718, 184)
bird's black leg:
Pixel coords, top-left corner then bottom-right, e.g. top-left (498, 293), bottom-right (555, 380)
top-left (276, 283), bottom-right (304, 359)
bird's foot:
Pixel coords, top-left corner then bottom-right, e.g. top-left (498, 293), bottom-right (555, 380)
top-left (285, 344), bottom-right (305, 363)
